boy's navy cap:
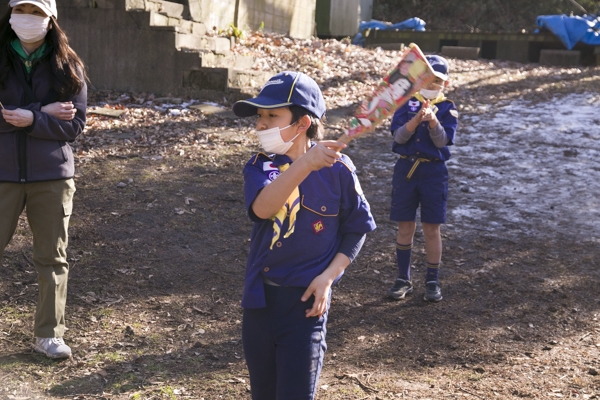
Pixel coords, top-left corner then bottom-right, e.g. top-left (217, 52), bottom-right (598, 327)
top-left (233, 71), bottom-right (326, 119)
top-left (426, 55), bottom-right (449, 80)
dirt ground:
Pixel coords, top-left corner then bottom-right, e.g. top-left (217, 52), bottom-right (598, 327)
top-left (1, 38), bottom-right (599, 399)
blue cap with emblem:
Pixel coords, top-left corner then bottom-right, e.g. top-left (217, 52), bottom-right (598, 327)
top-left (233, 71), bottom-right (326, 119)
top-left (426, 55), bottom-right (449, 81)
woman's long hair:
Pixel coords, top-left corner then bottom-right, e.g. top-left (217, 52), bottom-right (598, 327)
top-left (0, 8), bottom-right (89, 99)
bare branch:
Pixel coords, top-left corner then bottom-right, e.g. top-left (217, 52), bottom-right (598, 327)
top-left (565, 0), bottom-right (588, 13)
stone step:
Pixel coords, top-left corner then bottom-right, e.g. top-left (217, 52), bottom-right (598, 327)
top-left (175, 33), bottom-right (231, 55)
top-left (229, 69), bottom-right (272, 91)
top-left (120, 0), bottom-right (266, 98)
top-left (183, 67), bottom-right (270, 92)
top-left (200, 52), bottom-right (254, 69)
top-left (126, 0), bottom-right (183, 19)
top-left (149, 10), bottom-right (206, 35)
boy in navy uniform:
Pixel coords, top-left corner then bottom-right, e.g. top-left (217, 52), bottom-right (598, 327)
top-left (233, 71), bottom-right (376, 400)
top-left (387, 55), bottom-right (458, 302)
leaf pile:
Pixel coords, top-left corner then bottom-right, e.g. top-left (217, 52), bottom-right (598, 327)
top-left (76, 31), bottom-right (600, 163)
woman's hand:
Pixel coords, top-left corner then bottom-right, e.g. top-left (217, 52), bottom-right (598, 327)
top-left (1, 108), bottom-right (34, 127)
top-left (41, 101), bottom-right (77, 121)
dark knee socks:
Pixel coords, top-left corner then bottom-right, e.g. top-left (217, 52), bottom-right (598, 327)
top-left (395, 242), bottom-right (413, 281)
top-left (397, 242), bottom-right (441, 282)
top-left (426, 262), bottom-right (440, 282)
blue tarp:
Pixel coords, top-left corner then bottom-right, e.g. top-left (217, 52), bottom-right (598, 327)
top-left (352, 18), bottom-right (426, 47)
top-left (536, 14), bottom-right (600, 49)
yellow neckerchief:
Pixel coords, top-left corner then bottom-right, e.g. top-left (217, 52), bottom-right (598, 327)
top-left (414, 92), bottom-right (446, 106)
top-left (414, 92), bottom-right (446, 113)
top-left (269, 163), bottom-right (300, 249)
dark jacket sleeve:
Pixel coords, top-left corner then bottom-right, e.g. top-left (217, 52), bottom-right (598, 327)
top-left (26, 80), bottom-right (87, 141)
top-left (0, 102), bottom-right (42, 133)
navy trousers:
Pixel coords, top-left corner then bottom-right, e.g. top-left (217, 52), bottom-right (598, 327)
top-left (242, 284), bottom-right (330, 400)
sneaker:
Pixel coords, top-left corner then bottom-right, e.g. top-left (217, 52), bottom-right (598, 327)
top-left (34, 337), bottom-right (72, 359)
top-left (424, 281), bottom-right (443, 302)
top-left (387, 278), bottom-right (413, 300)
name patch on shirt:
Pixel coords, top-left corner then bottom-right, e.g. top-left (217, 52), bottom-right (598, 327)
top-left (312, 219), bottom-right (325, 234)
top-left (263, 161), bottom-right (280, 181)
top-left (408, 100), bottom-right (421, 112)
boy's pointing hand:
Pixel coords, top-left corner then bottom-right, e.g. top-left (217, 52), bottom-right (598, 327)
top-left (302, 141), bottom-right (346, 171)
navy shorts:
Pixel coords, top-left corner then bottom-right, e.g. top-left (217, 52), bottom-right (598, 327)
top-left (390, 157), bottom-right (448, 224)
top-left (242, 284), bottom-right (330, 400)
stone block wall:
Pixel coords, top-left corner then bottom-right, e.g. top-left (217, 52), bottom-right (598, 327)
top-left (241, 0), bottom-right (316, 39)
top-left (56, 0), bottom-right (271, 98)
top-left (188, 0), bottom-right (317, 39)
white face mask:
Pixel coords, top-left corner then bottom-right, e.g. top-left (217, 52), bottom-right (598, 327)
top-left (419, 87), bottom-right (443, 100)
top-left (256, 123), bottom-right (300, 155)
top-left (10, 14), bottom-right (50, 44)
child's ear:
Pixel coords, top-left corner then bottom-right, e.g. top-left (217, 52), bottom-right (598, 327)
top-left (443, 79), bottom-right (450, 88)
top-left (296, 115), bottom-right (311, 132)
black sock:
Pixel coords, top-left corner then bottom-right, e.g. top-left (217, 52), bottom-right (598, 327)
top-left (425, 262), bottom-right (440, 282)
top-left (396, 242), bottom-right (413, 281)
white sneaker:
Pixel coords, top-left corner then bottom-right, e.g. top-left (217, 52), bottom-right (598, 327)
top-left (34, 337), bottom-right (72, 359)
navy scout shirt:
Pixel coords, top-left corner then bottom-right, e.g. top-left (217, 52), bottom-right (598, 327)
top-left (390, 97), bottom-right (458, 161)
top-left (242, 147), bottom-right (376, 308)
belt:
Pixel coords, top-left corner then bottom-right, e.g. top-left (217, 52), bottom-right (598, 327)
top-left (399, 155), bottom-right (440, 180)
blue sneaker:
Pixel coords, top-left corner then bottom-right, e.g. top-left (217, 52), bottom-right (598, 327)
top-left (387, 278), bottom-right (413, 300)
top-left (424, 281), bottom-right (442, 302)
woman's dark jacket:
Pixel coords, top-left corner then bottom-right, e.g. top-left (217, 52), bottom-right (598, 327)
top-left (0, 45), bottom-right (87, 183)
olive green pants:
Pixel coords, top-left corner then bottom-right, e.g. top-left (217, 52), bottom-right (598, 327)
top-left (0, 179), bottom-right (75, 338)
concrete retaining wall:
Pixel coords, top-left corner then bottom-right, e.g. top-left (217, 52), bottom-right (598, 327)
top-left (238, 0), bottom-right (316, 39)
top-left (539, 49), bottom-right (581, 66)
top-left (60, 3), bottom-right (200, 95)
top-left (187, 0), bottom-right (316, 39)
top-left (328, 0), bottom-right (372, 37)
top-left (52, 0), bottom-right (328, 97)
top-left (363, 30), bottom-right (599, 66)
top-left (189, 0), bottom-right (235, 31)
top-left (57, 0), bottom-right (272, 98)
top-left (316, 0), bottom-right (373, 37)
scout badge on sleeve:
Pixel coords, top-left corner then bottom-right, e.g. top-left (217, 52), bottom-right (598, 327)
top-left (338, 43), bottom-right (436, 144)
